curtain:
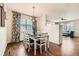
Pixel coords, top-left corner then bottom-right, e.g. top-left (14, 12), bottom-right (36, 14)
top-left (11, 11), bottom-right (21, 42)
top-left (12, 12), bottom-right (37, 42)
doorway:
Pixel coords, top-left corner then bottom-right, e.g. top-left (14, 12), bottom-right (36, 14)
top-left (62, 22), bottom-right (74, 38)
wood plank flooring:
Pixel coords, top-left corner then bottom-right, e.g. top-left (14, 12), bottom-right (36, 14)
top-left (4, 37), bottom-right (79, 56)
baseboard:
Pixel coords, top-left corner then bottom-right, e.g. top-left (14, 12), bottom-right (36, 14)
top-left (7, 41), bottom-right (23, 44)
top-left (3, 42), bottom-right (8, 56)
top-left (49, 41), bottom-right (62, 46)
top-left (74, 36), bottom-right (79, 38)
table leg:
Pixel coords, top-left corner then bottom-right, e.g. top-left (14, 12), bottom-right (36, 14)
top-left (47, 40), bottom-right (49, 49)
top-left (47, 36), bottom-right (49, 49)
top-left (34, 39), bottom-right (36, 56)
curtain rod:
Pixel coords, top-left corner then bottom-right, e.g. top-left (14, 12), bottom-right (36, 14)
top-left (12, 10), bottom-right (37, 18)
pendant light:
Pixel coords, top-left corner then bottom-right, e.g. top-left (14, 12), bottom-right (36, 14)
top-left (32, 6), bottom-right (37, 34)
top-left (32, 6), bottom-right (35, 22)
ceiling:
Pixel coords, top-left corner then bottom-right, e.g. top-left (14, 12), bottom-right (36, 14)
top-left (5, 3), bottom-right (79, 17)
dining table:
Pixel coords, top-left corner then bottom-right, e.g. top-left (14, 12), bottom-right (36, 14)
top-left (30, 34), bottom-right (49, 56)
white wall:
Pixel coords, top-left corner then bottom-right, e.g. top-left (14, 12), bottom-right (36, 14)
top-left (45, 23), bottom-right (60, 44)
top-left (51, 23), bottom-right (60, 44)
top-left (37, 15), bottom-right (46, 33)
top-left (0, 20), bottom-right (7, 55)
top-left (74, 20), bottom-right (79, 37)
top-left (5, 6), bottom-right (13, 43)
top-left (0, 27), bottom-right (7, 55)
top-left (0, 5), bottom-right (10, 55)
top-left (37, 15), bottom-right (60, 44)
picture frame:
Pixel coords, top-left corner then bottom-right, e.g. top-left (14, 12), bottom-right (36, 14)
top-left (0, 5), bottom-right (5, 27)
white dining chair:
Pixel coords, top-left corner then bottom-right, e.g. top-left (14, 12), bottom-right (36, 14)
top-left (36, 33), bottom-right (48, 54)
top-left (43, 33), bottom-right (49, 49)
top-left (23, 32), bottom-right (34, 52)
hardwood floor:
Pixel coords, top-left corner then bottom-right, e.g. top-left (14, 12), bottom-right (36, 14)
top-left (4, 37), bottom-right (79, 56)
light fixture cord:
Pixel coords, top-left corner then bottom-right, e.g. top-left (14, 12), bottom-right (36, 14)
top-left (33, 6), bottom-right (35, 18)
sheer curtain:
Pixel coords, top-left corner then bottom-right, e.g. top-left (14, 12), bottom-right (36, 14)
top-left (21, 14), bottom-right (37, 34)
top-left (20, 18), bottom-right (33, 33)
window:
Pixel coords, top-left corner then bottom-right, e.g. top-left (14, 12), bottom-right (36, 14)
top-left (20, 18), bottom-right (33, 33)
top-left (26, 19), bottom-right (33, 32)
top-left (62, 22), bottom-right (74, 33)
